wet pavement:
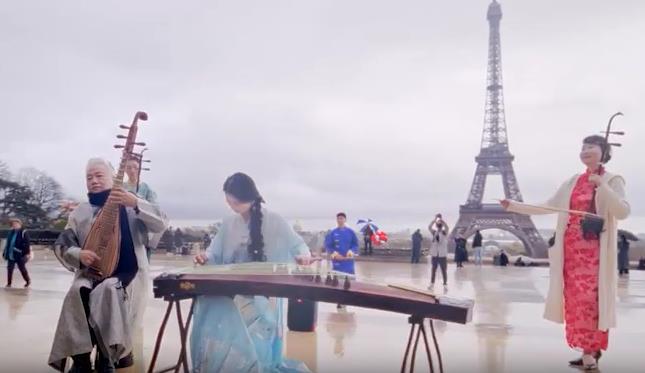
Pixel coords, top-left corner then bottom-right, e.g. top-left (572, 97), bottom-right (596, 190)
top-left (2, 252), bottom-right (645, 372)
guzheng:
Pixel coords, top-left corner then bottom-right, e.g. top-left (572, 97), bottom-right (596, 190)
top-left (149, 263), bottom-right (474, 373)
top-left (153, 263), bottom-right (473, 324)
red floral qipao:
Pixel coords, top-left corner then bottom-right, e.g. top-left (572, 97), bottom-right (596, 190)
top-left (563, 170), bottom-right (608, 352)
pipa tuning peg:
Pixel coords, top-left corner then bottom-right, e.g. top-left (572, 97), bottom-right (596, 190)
top-left (114, 145), bottom-right (125, 149)
top-left (609, 143), bottom-right (622, 147)
top-left (119, 125), bottom-right (130, 129)
top-left (609, 131), bottom-right (625, 135)
top-left (136, 111), bottom-right (148, 121)
top-left (134, 142), bottom-right (146, 146)
top-left (117, 135), bottom-right (127, 139)
top-left (142, 159), bottom-right (151, 163)
top-left (142, 167), bottom-right (151, 171)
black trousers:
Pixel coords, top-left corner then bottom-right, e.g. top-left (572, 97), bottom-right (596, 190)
top-left (364, 238), bottom-right (373, 255)
top-left (7, 258), bottom-right (30, 285)
top-left (411, 248), bottom-right (421, 263)
top-left (430, 257), bottom-right (447, 285)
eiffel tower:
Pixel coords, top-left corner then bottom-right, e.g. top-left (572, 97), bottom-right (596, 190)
top-left (449, 0), bottom-right (547, 258)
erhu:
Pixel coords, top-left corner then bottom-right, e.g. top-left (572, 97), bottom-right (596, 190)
top-left (581, 112), bottom-right (624, 240)
top-left (83, 111), bottom-right (148, 280)
top-left (131, 147), bottom-right (151, 194)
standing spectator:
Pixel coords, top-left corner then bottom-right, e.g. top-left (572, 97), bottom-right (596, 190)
top-left (618, 234), bottom-right (630, 275)
top-left (454, 234), bottom-right (468, 268)
top-left (363, 225), bottom-right (374, 256)
top-left (202, 232), bottom-right (212, 251)
top-left (174, 228), bottom-right (184, 255)
top-left (3, 218), bottom-right (31, 288)
top-left (472, 230), bottom-right (483, 265)
top-left (499, 249), bottom-right (509, 267)
top-left (411, 229), bottom-right (423, 264)
top-left (428, 214), bottom-right (449, 288)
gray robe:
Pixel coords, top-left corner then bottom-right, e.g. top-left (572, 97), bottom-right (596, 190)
top-left (48, 199), bottom-right (168, 371)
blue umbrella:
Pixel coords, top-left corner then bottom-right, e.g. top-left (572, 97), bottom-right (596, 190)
top-left (356, 219), bottom-right (379, 234)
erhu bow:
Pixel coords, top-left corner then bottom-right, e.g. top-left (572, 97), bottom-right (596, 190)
top-left (83, 111), bottom-right (148, 280)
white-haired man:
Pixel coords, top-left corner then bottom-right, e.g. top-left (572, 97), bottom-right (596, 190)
top-left (48, 158), bottom-right (168, 372)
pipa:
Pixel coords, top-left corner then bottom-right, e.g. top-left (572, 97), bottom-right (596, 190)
top-left (83, 111), bottom-right (148, 280)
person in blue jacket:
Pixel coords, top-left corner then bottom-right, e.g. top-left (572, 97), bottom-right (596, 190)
top-left (325, 212), bottom-right (359, 275)
top-left (325, 212), bottom-right (358, 311)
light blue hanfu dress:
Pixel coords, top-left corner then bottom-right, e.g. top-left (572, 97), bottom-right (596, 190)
top-left (190, 209), bottom-right (312, 373)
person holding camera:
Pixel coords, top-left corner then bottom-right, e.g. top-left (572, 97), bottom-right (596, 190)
top-left (428, 214), bottom-right (449, 289)
top-left (500, 135), bottom-right (629, 370)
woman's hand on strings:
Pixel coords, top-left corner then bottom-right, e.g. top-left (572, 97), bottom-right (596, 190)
top-left (499, 199), bottom-right (511, 209)
top-left (194, 253), bottom-right (209, 265)
top-left (295, 255), bottom-right (321, 265)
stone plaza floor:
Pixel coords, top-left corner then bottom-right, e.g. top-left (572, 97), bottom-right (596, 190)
top-left (2, 252), bottom-right (644, 372)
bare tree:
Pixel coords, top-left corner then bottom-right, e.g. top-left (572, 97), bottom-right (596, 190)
top-left (0, 160), bottom-right (10, 180)
top-left (14, 167), bottom-right (64, 215)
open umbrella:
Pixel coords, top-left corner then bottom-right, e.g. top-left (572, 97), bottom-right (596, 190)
top-left (618, 229), bottom-right (639, 241)
top-left (356, 219), bottom-right (379, 234)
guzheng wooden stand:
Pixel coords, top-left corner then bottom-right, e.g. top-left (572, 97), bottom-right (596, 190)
top-left (400, 315), bottom-right (444, 373)
top-left (147, 296), bottom-right (195, 373)
top-left (148, 269), bottom-right (472, 373)
top-left (148, 299), bottom-right (445, 373)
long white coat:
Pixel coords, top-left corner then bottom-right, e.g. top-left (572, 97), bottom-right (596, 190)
top-left (48, 199), bottom-right (168, 371)
top-left (507, 171), bottom-right (629, 331)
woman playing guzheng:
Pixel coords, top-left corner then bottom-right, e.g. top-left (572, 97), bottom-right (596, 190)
top-left (192, 172), bottom-right (313, 372)
top-left (501, 134), bottom-right (629, 370)
top-left (48, 158), bottom-right (168, 372)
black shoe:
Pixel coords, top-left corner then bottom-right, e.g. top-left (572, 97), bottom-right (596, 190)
top-left (569, 357), bottom-right (583, 366)
top-left (569, 351), bottom-right (601, 366)
top-left (115, 352), bottom-right (134, 368)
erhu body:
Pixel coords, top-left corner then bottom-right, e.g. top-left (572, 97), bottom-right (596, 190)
top-left (83, 111), bottom-right (148, 280)
top-left (580, 112), bottom-right (625, 240)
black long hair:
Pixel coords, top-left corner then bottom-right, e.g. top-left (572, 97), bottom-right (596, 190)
top-left (223, 173), bottom-right (266, 261)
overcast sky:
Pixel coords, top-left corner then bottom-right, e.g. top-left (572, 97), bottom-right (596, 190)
top-left (1, 0), bottom-right (644, 231)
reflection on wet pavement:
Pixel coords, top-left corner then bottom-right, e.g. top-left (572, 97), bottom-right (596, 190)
top-left (2, 254), bottom-right (644, 372)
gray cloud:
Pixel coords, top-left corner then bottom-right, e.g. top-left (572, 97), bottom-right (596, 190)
top-left (2, 0), bottom-right (644, 231)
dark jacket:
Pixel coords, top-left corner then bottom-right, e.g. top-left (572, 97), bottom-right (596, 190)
top-left (499, 252), bottom-right (509, 266)
top-left (472, 232), bottom-right (483, 248)
top-left (412, 231), bottom-right (423, 250)
top-left (454, 237), bottom-right (468, 262)
top-left (2, 229), bottom-right (31, 260)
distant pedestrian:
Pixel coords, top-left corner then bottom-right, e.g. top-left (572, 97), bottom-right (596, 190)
top-left (411, 229), bottom-right (423, 264)
top-left (499, 249), bottom-right (509, 267)
top-left (363, 225), bottom-right (374, 256)
top-left (174, 228), bottom-right (184, 255)
top-left (454, 234), bottom-right (468, 268)
top-left (618, 234), bottom-right (630, 275)
top-left (472, 230), bottom-right (483, 265)
top-left (428, 214), bottom-right (449, 288)
top-left (2, 218), bottom-right (31, 288)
